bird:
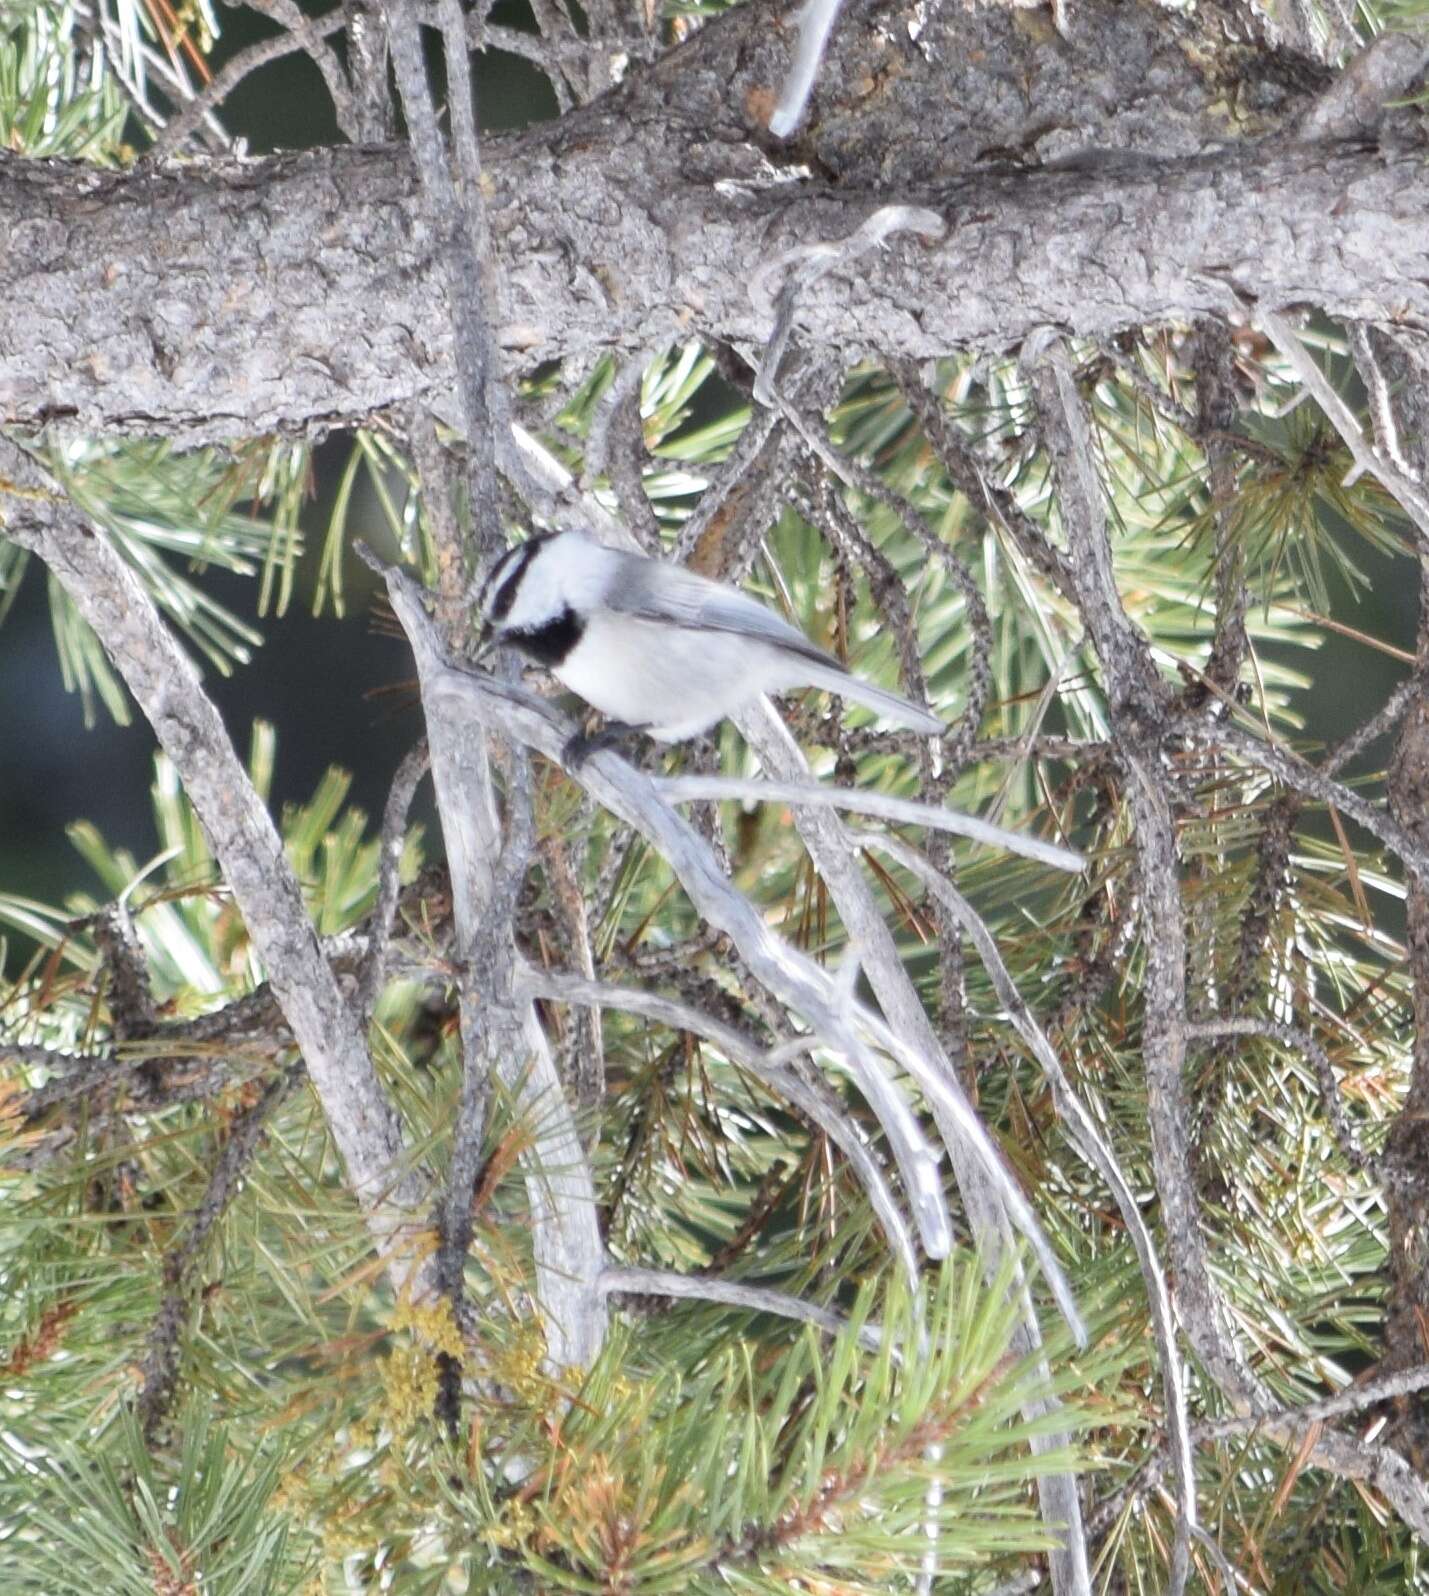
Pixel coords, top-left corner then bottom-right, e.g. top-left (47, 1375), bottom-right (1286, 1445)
top-left (476, 530), bottom-right (943, 761)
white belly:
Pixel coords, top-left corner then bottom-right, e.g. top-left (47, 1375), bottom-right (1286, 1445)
top-left (554, 615), bottom-right (801, 741)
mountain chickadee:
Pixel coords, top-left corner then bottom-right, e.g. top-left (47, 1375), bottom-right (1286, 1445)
top-left (477, 530), bottom-right (943, 758)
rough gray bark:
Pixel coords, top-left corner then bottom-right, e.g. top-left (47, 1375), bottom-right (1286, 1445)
top-left (1026, 344), bottom-right (1197, 1592)
top-left (1, 0), bottom-right (1425, 444)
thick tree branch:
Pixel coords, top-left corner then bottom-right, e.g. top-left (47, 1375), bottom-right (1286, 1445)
top-left (5, 135), bottom-right (1429, 443)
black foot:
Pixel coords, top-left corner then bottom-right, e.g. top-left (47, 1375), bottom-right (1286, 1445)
top-left (562, 720), bottom-right (646, 771)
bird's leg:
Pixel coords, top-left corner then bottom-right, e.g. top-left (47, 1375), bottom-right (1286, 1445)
top-left (562, 719), bottom-right (649, 771)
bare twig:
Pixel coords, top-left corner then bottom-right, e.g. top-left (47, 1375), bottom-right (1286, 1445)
top-left (768, 0), bottom-right (846, 136)
top-left (670, 402), bottom-right (783, 567)
top-left (1200, 1363), bottom-right (1429, 1437)
top-left (600, 1265), bottom-right (884, 1350)
top-left (87, 902), bottom-right (158, 1038)
top-left (1189, 719), bottom-right (1429, 885)
top-left (1, 1042), bottom-right (113, 1077)
top-left (582, 355), bottom-right (663, 553)
top-left (1028, 323), bottom-right (1429, 1570)
top-left (1190, 791), bottom-right (1296, 1161)
top-left (1381, 560), bottom-right (1429, 1453)
top-left (790, 468), bottom-right (932, 773)
top-left (519, 966), bottom-right (919, 1282)
top-left (519, 0), bottom-right (581, 109)
top-left (1324, 671), bottom-right (1417, 776)
top-left (360, 739), bottom-right (430, 1022)
top-left (894, 366), bottom-right (1080, 603)
top-left (738, 715), bottom-right (1089, 1341)
top-left (789, 444), bottom-right (993, 774)
top-left (1260, 309), bottom-right (1429, 550)
top-left (972, 735), bottom-right (1109, 765)
top-left (402, 497), bottom-right (604, 1382)
top-left (248, 0), bottom-right (357, 139)
top-left (477, 21), bottom-right (642, 71)
top-left (1088, 336), bottom-right (1199, 435)
top-left (12, 881), bottom-right (456, 1134)
top-left (144, 8), bottom-right (349, 163)
top-left (138, 1064), bottom-right (301, 1437)
top-left (653, 773), bottom-right (1084, 872)
top-left (1349, 322), bottom-right (1417, 483)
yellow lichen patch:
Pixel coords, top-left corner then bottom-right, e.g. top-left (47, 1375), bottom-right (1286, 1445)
top-left (379, 1338), bottom-right (441, 1435)
top-left (391, 1295), bottom-right (467, 1362)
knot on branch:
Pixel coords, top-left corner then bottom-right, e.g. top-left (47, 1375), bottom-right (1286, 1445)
top-left (1112, 683), bottom-right (1173, 747)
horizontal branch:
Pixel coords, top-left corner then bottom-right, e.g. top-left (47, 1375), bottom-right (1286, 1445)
top-left (1188, 722), bottom-right (1429, 884)
top-left (4, 131), bottom-right (1429, 441)
top-left (599, 1264), bottom-right (884, 1350)
top-left (1198, 1362), bottom-right (1429, 1439)
top-left (655, 774), bottom-right (1084, 873)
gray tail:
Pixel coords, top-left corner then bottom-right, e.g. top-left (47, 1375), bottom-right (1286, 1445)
top-left (799, 660), bottom-right (944, 736)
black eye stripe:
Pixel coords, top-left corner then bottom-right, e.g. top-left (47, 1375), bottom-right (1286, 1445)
top-left (480, 534), bottom-right (553, 623)
top-left (487, 559), bottom-right (526, 622)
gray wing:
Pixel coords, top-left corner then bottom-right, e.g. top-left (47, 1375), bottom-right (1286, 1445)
top-left (605, 552), bottom-right (836, 668)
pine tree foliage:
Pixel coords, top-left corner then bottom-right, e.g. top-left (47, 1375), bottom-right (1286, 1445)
top-left (3, 0), bottom-right (1429, 1592)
